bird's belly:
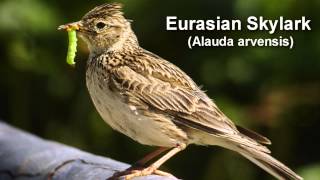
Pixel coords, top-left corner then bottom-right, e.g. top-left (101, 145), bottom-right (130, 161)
top-left (86, 75), bottom-right (183, 147)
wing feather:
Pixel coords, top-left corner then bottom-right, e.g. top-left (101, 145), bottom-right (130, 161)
top-left (110, 59), bottom-right (238, 135)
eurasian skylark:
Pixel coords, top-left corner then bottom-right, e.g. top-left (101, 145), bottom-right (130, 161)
top-left (59, 3), bottom-right (302, 180)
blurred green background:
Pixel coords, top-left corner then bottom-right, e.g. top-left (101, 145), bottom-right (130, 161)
top-left (0, 0), bottom-right (319, 179)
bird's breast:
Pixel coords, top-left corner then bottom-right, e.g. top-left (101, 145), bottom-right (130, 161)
top-left (85, 65), bottom-right (187, 147)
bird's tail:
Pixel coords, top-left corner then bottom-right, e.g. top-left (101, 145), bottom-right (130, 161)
top-left (227, 139), bottom-right (303, 180)
top-left (188, 121), bottom-right (302, 179)
top-left (199, 130), bottom-right (303, 180)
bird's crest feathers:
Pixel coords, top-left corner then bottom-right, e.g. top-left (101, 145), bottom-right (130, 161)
top-left (83, 3), bottom-right (124, 20)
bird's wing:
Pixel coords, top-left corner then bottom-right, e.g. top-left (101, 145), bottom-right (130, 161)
top-left (123, 49), bottom-right (200, 90)
top-left (109, 52), bottom-right (239, 135)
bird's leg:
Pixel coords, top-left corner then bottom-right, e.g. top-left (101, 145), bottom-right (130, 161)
top-left (109, 147), bottom-right (170, 179)
top-left (123, 144), bottom-right (186, 180)
top-left (133, 147), bottom-right (170, 167)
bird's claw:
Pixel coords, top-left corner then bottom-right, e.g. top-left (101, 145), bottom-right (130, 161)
top-left (109, 165), bottom-right (174, 180)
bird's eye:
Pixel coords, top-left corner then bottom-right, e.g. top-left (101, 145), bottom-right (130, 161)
top-left (96, 22), bottom-right (107, 29)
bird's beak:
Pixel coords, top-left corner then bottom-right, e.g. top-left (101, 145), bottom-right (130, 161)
top-left (58, 21), bottom-right (82, 31)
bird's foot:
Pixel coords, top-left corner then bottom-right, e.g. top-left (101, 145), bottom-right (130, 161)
top-left (123, 165), bottom-right (173, 179)
top-left (109, 165), bottom-right (174, 180)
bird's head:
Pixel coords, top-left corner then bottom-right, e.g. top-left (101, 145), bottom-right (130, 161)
top-left (59, 3), bottom-right (137, 53)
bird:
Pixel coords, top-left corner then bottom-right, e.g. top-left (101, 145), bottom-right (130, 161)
top-left (58, 3), bottom-right (302, 180)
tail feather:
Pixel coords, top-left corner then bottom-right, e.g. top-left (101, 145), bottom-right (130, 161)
top-left (236, 145), bottom-right (303, 180)
top-left (236, 125), bottom-right (271, 145)
top-left (191, 124), bottom-right (302, 179)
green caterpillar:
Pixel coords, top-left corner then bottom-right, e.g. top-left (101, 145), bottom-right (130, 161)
top-left (66, 29), bottom-right (77, 66)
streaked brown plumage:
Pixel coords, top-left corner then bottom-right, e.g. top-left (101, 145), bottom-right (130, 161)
top-left (59, 3), bottom-right (302, 180)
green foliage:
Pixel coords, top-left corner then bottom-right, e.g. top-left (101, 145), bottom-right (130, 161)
top-left (299, 164), bottom-right (320, 180)
top-left (0, 0), bottom-right (58, 33)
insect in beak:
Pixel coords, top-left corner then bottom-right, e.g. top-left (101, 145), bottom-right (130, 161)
top-left (58, 21), bottom-right (82, 66)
